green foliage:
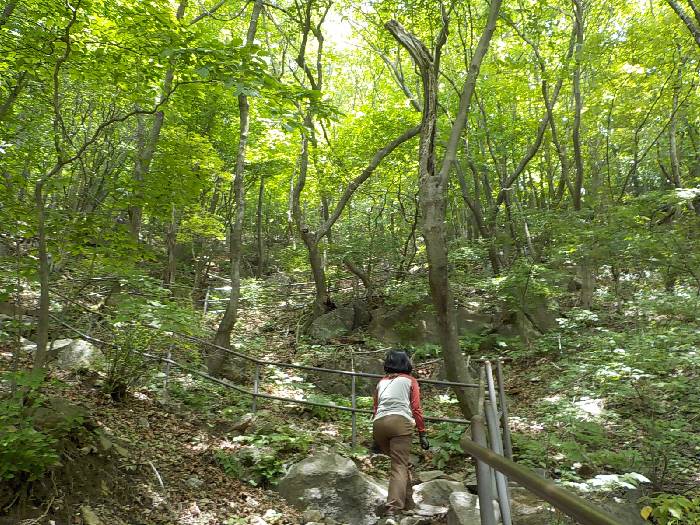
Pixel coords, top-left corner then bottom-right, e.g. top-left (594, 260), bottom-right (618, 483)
top-left (642, 494), bottom-right (700, 525)
top-left (0, 371), bottom-right (58, 482)
top-left (101, 323), bottom-right (157, 400)
top-left (429, 424), bottom-right (465, 469)
top-left (215, 428), bottom-right (311, 487)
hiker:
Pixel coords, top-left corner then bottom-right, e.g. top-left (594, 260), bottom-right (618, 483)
top-left (372, 349), bottom-right (429, 517)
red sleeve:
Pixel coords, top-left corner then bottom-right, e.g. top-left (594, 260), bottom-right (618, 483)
top-left (373, 384), bottom-right (378, 416)
top-left (409, 376), bottom-right (425, 433)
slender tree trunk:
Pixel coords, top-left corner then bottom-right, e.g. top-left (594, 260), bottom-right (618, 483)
top-left (666, 0), bottom-right (700, 48)
top-left (0, 0), bottom-right (18, 27)
top-left (669, 63), bottom-right (683, 188)
top-left (344, 257), bottom-right (372, 295)
top-left (571, 0), bottom-right (585, 210)
top-left (386, 0), bottom-right (501, 420)
top-left (33, 180), bottom-right (50, 368)
top-left (209, 0), bottom-right (264, 375)
top-left (256, 174), bottom-right (265, 277)
top-left (164, 205), bottom-right (178, 286)
top-left (0, 71), bottom-right (25, 122)
top-left (129, 0), bottom-right (188, 240)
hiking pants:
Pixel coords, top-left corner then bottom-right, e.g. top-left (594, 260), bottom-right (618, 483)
top-left (373, 414), bottom-right (414, 512)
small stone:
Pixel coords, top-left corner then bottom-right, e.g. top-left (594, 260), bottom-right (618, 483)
top-left (80, 506), bottom-right (104, 525)
top-left (263, 509), bottom-right (282, 523)
top-left (413, 479), bottom-right (466, 507)
top-left (250, 517), bottom-right (268, 525)
top-left (138, 417), bottom-right (150, 429)
top-left (399, 517), bottom-right (431, 525)
top-left (185, 476), bottom-right (204, 489)
top-left (417, 470), bottom-right (446, 483)
top-left (232, 413), bottom-right (256, 433)
top-left (446, 471), bottom-right (466, 482)
top-left (302, 509), bottom-right (324, 523)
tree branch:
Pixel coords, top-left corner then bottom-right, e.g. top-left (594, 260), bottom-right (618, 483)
top-left (437, 0), bottom-right (503, 180)
top-left (666, 0), bottom-right (700, 48)
top-left (315, 125), bottom-right (420, 241)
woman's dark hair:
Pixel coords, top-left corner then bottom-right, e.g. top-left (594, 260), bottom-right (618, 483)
top-left (384, 349), bottom-right (413, 374)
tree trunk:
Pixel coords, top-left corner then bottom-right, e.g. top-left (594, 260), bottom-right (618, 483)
top-left (669, 62), bottom-right (682, 188)
top-left (33, 180), bottom-right (50, 368)
top-left (571, 0), bottom-right (585, 211)
top-left (0, 0), bottom-right (18, 27)
top-left (578, 259), bottom-right (594, 309)
top-left (164, 205), bottom-right (178, 286)
top-left (209, 0), bottom-right (263, 375)
top-left (0, 71), bottom-right (25, 122)
top-left (129, 0), bottom-right (188, 240)
top-left (256, 174), bottom-right (265, 277)
top-left (343, 257), bottom-right (372, 295)
top-left (386, 0), bottom-right (501, 420)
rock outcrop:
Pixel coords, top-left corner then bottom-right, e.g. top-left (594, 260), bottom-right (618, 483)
top-left (278, 451), bottom-right (387, 525)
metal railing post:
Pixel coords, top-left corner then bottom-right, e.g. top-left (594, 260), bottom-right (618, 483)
top-left (460, 436), bottom-right (625, 525)
top-left (486, 400), bottom-right (512, 525)
top-left (496, 359), bottom-right (513, 460)
top-left (252, 363), bottom-right (261, 413)
top-left (203, 286), bottom-right (210, 314)
top-left (485, 360), bottom-right (512, 525)
top-left (351, 354), bottom-right (357, 447)
top-left (473, 363), bottom-right (497, 525)
top-left (472, 414), bottom-right (497, 525)
top-left (162, 345), bottom-right (172, 401)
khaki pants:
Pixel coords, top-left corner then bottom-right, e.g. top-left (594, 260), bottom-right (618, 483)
top-left (373, 415), bottom-right (414, 512)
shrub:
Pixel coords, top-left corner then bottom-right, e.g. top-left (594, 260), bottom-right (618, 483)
top-left (0, 371), bottom-right (59, 482)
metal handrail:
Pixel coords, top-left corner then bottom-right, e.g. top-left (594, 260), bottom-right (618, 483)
top-left (167, 329), bottom-right (482, 389)
top-left (48, 316), bottom-right (470, 425)
top-left (460, 433), bottom-right (625, 525)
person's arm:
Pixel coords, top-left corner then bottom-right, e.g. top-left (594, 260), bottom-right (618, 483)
top-left (409, 376), bottom-right (426, 432)
top-left (373, 383), bottom-right (379, 416)
top-left (410, 376), bottom-right (430, 450)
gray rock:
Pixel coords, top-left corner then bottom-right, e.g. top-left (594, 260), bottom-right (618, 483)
top-left (369, 301), bottom-right (492, 346)
top-left (185, 476), bottom-right (204, 489)
top-left (306, 353), bottom-right (385, 396)
top-left (399, 517), bottom-right (432, 525)
top-left (49, 339), bottom-right (102, 371)
top-left (417, 470), bottom-right (446, 483)
top-left (309, 307), bottom-right (356, 342)
top-left (413, 479), bottom-right (466, 508)
top-left (278, 452), bottom-right (387, 525)
top-left (302, 509), bottom-right (324, 523)
top-left (232, 413), bottom-right (256, 434)
top-left (352, 300), bottom-right (372, 328)
top-left (447, 492), bottom-right (480, 525)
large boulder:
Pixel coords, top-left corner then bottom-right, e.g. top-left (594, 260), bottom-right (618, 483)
top-left (306, 352), bottom-right (385, 396)
top-left (447, 492), bottom-right (480, 525)
top-left (48, 339), bottom-right (102, 371)
top-left (309, 307), bottom-right (356, 342)
top-left (278, 451), bottom-right (386, 525)
top-left (412, 479), bottom-right (467, 516)
top-left (369, 300), bottom-right (492, 346)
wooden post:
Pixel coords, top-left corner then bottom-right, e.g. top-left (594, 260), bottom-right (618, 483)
top-left (496, 359), bottom-right (513, 460)
top-left (252, 363), bottom-right (260, 413)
